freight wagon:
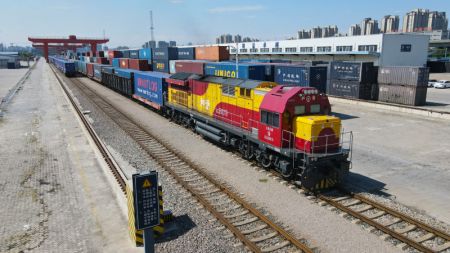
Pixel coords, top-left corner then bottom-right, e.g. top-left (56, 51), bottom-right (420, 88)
top-left (49, 56), bottom-right (76, 77)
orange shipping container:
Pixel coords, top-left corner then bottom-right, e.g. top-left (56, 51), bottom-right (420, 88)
top-left (195, 46), bottom-right (230, 61)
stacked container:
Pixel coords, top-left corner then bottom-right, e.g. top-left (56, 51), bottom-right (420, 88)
top-left (327, 62), bottom-right (378, 100)
top-left (204, 62), bottom-right (266, 80)
top-left (174, 60), bottom-right (207, 75)
top-left (152, 47), bottom-right (178, 73)
top-left (195, 46), bottom-right (229, 61)
top-left (377, 66), bottom-right (429, 106)
top-left (128, 59), bottom-right (151, 71)
top-left (274, 65), bottom-right (328, 92)
top-left (177, 48), bottom-right (195, 60)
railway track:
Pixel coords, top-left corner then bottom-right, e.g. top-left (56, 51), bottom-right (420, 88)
top-left (51, 68), bottom-right (314, 253)
top-left (318, 190), bottom-right (450, 253)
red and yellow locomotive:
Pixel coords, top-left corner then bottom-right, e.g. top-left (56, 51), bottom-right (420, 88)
top-left (165, 73), bottom-right (352, 191)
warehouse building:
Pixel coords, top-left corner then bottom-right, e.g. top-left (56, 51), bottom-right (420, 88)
top-left (200, 33), bottom-right (429, 67)
top-left (0, 52), bottom-right (20, 69)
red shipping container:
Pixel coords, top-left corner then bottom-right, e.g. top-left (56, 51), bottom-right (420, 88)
top-left (86, 63), bottom-right (94, 77)
top-left (128, 59), bottom-right (151, 71)
top-left (96, 57), bottom-right (109, 64)
top-left (175, 61), bottom-right (205, 75)
top-left (195, 46), bottom-right (229, 61)
top-left (108, 50), bottom-right (122, 58)
top-left (119, 58), bottom-right (129, 69)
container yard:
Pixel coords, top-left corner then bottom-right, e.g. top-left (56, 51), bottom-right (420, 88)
top-left (2, 2), bottom-right (450, 253)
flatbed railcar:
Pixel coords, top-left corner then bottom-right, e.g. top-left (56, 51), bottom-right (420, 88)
top-left (50, 60), bottom-right (352, 191)
top-left (49, 56), bottom-right (76, 77)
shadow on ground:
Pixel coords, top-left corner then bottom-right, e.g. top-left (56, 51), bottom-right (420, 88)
top-left (331, 112), bottom-right (359, 120)
top-left (155, 214), bottom-right (196, 243)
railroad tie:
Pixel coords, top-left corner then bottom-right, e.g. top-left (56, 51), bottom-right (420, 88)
top-left (224, 210), bottom-right (249, 219)
top-left (395, 224), bottom-right (416, 234)
top-left (366, 210), bottom-right (386, 219)
top-left (414, 233), bottom-right (435, 243)
top-left (435, 241), bottom-right (450, 252)
top-left (261, 241), bottom-right (290, 252)
top-left (383, 217), bottom-right (402, 227)
top-left (355, 205), bottom-right (373, 213)
top-left (232, 217), bottom-right (258, 226)
top-left (343, 199), bottom-right (361, 207)
top-left (250, 232), bottom-right (278, 243)
top-left (241, 224), bottom-right (268, 235)
top-left (333, 196), bottom-right (351, 202)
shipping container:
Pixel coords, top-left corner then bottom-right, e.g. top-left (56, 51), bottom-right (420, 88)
top-left (153, 47), bottom-right (178, 60)
top-left (195, 46), bottom-right (229, 61)
top-left (133, 71), bottom-right (170, 109)
top-left (327, 80), bottom-right (378, 100)
top-left (96, 51), bottom-right (105, 58)
top-left (113, 69), bottom-right (135, 96)
top-left (93, 64), bottom-right (109, 82)
top-left (139, 48), bottom-right (152, 60)
top-left (378, 66), bottom-right (429, 87)
top-left (108, 50), bottom-right (123, 59)
top-left (128, 59), bottom-right (151, 71)
top-left (86, 63), bottom-right (94, 77)
top-left (378, 83), bottom-right (427, 106)
top-left (177, 47), bottom-right (195, 60)
top-left (274, 65), bottom-right (327, 92)
top-left (329, 61), bottom-right (377, 83)
top-left (152, 59), bottom-right (170, 73)
top-left (129, 49), bottom-right (140, 59)
top-left (119, 58), bottom-right (129, 69)
top-left (175, 60), bottom-right (206, 75)
top-left (115, 68), bottom-right (134, 79)
top-left (121, 50), bottom-right (130, 58)
top-left (204, 62), bottom-right (266, 80)
top-left (96, 57), bottom-right (109, 64)
top-left (102, 67), bottom-right (115, 74)
top-left (112, 58), bottom-right (120, 68)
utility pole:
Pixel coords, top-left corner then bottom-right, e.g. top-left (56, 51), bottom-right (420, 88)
top-left (149, 10), bottom-right (155, 48)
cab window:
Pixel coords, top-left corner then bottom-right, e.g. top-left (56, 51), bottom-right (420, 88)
top-left (310, 104), bottom-right (321, 114)
top-left (260, 110), bottom-right (279, 128)
top-left (295, 105), bottom-right (305, 115)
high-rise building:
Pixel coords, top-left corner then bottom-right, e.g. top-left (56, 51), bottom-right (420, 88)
top-left (158, 41), bottom-right (169, 48)
top-left (381, 15), bottom-right (400, 33)
top-left (215, 38), bottom-right (220, 44)
top-left (348, 24), bottom-right (361, 36)
top-left (234, 34), bottom-right (242, 43)
top-left (311, 27), bottom-right (322, 38)
top-left (361, 18), bottom-right (379, 35)
top-left (169, 41), bottom-right (176, 47)
top-left (298, 29), bottom-right (311, 39)
top-left (322, 25), bottom-right (338, 37)
top-left (428, 11), bottom-right (448, 31)
top-left (403, 9), bottom-right (431, 32)
top-left (0, 43), bottom-right (4, 52)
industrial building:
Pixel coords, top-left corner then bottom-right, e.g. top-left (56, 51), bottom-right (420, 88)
top-left (204, 33), bottom-right (430, 67)
top-left (0, 52), bottom-right (21, 69)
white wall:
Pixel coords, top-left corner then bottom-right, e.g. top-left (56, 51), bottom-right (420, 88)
top-left (379, 34), bottom-right (429, 66)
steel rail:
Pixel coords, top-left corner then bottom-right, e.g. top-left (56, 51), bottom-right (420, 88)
top-left (65, 75), bottom-right (313, 253)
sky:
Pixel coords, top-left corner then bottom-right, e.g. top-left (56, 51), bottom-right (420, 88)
top-left (0, 0), bottom-right (449, 48)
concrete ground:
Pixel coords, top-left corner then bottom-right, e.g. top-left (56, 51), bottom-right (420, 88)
top-left (330, 101), bottom-right (450, 224)
top-left (79, 77), bottom-right (401, 253)
top-left (0, 68), bottom-right (29, 101)
top-left (425, 73), bottom-right (450, 112)
top-left (0, 59), bottom-right (140, 252)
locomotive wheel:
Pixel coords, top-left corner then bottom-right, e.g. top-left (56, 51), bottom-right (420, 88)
top-left (280, 166), bottom-right (294, 180)
top-left (261, 154), bottom-right (271, 170)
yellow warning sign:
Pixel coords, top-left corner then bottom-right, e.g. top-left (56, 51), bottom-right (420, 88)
top-left (143, 179), bottom-right (151, 188)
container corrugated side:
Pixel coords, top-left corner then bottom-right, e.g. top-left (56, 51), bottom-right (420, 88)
top-left (153, 47), bottom-right (178, 60)
top-left (195, 46), bottom-right (230, 61)
top-left (177, 47), bottom-right (195, 60)
top-left (378, 67), bottom-right (429, 87)
top-left (274, 65), bottom-right (327, 92)
top-left (175, 61), bottom-right (205, 75)
top-left (327, 80), bottom-right (377, 100)
top-left (330, 61), bottom-right (376, 83)
top-left (129, 50), bottom-right (140, 59)
top-left (204, 62), bottom-right (265, 80)
top-left (378, 84), bottom-right (427, 106)
top-left (139, 48), bottom-right (152, 60)
top-left (152, 59), bottom-right (170, 73)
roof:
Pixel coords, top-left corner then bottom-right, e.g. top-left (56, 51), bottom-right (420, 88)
top-left (169, 72), bottom-right (202, 81)
top-left (260, 86), bottom-right (303, 113)
top-left (135, 71), bottom-right (170, 78)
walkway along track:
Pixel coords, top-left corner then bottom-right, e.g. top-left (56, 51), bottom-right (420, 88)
top-left (50, 68), bottom-right (314, 253)
top-left (318, 190), bottom-right (450, 253)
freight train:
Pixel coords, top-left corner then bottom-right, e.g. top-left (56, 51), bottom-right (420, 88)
top-left (49, 55), bottom-right (352, 191)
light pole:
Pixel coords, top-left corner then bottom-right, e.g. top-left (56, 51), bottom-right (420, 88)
top-left (227, 42), bottom-right (239, 78)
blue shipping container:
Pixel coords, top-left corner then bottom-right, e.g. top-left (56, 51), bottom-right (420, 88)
top-left (274, 65), bottom-right (327, 92)
top-left (129, 50), bottom-right (140, 59)
top-left (112, 58), bottom-right (120, 68)
top-left (177, 47), bottom-right (195, 60)
top-left (115, 69), bottom-right (135, 79)
top-left (152, 59), bottom-right (170, 73)
top-left (122, 50), bottom-right (130, 58)
top-left (153, 47), bottom-right (178, 60)
top-left (102, 67), bottom-right (115, 74)
top-left (93, 64), bottom-right (109, 80)
top-left (139, 48), bottom-right (152, 60)
top-left (204, 62), bottom-right (266, 80)
top-left (133, 72), bottom-right (170, 108)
